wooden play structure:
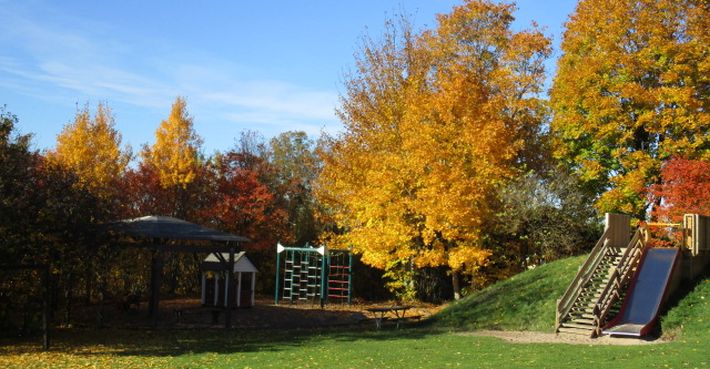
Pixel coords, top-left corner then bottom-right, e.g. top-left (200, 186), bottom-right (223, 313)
top-left (556, 213), bottom-right (709, 337)
top-left (274, 243), bottom-right (352, 306)
top-left (201, 252), bottom-right (258, 308)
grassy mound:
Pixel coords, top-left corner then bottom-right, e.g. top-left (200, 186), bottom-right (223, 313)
top-left (429, 255), bottom-right (585, 332)
top-left (660, 274), bottom-right (709, 340)
top-left (431, 253), bottom-right (710, 338)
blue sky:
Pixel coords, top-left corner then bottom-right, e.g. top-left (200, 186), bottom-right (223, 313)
top-left (0, 0), bottom-right (578, 154)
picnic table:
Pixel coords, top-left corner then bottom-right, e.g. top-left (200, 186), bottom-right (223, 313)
top-left (365, 305), bottom-right (414, 329)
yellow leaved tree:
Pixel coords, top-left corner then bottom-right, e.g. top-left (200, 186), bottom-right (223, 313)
top-left (140, 97), bottom-right (203, 218)
top-left (142, 97), bottom-right (202, 190)
top-left (317, 0), bottom-right (550, 299)
top-left (49, 102), bottom-right (131, 198)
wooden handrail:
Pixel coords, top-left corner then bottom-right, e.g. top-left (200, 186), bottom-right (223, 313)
top-left (592, 228), bottom-right (645, 333)
top-left (556, 227), bottom-right (612, 330)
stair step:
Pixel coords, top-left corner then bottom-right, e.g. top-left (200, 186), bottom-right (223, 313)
top-left (561, 322), bottom-right (595, 329)
top-left (558, 327), bottom-right (593, 336)
top-left (569, 306), bottom-right (592, 314)
top-left (572, 318), bottom-right (596, 325)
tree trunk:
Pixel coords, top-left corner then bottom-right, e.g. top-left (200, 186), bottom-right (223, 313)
top-left (64, 272), bottom-right (74, 326)
top-left (84, 263), bottom-right (92, 305)
top-left (451, 271), bottom-right (461, 300)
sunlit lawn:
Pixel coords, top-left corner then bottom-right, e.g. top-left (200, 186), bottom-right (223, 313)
top-left (2, 266), bottom-right (706, 369)
top-left (0, 325), bottom-right (706, 369)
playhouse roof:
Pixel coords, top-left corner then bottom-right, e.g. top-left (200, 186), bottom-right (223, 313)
top-left (113, 216), bottom-right (250, 243)
top-left (203, 252), bottom-right (258, 273)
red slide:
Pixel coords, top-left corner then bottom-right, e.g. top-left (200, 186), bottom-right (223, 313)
top-left (602, 248), bottom-right (680, 337)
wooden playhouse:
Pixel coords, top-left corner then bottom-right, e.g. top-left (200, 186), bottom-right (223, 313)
top-left (201, 252), bottom-right (258, 308)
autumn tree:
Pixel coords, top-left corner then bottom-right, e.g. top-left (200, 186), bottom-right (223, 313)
top-left (141, 97), bottom-right (203, 218)
top-left (550, 0), bottom-right (709, 219)
top-left (649, 157), bottom-right (710, 222)
top-left (210, 150), bottom-right (288, 251)
top-left (48, 102), bottom-right (130, 199)
top-left (318, 1), bottom-right (550, 299)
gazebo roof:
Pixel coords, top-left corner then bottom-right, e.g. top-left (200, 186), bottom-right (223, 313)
top-left (113, 215), bottom-right (250, 243)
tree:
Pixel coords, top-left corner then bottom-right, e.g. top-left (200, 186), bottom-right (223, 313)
top-left (550, 0), bottom-right (709, 219)
top-left (142, 97), bottom-right (201, 190)
top-left (1, 107), bottom-right (103, 327)
top-left (48, 102), bottom-right (130, 198)
top-left (0, 106), bottom-right (38, 262)
top-left (487, 171), bottom-right (599, 279)
top-left (318, 0), bottom-right (550, 299)
top-left (210, 151), bottom-right (289, 251)
top-left (269, 131), bottom-right (321, 244)
top-left (649, 157), bottom-right (710, 222)
top-left (141, 97), bottom-right (203, 218)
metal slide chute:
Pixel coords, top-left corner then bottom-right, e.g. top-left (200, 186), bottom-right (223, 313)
top-left (602, 248), bottom-right (680, 337)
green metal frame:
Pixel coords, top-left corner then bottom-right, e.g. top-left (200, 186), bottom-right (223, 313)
top-left (274, 243), bottom-right (327, 305)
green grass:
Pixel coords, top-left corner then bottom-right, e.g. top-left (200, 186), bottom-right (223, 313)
top-left (429, 255), bottom-right (587, 331)
top-left (0, 256), bottom-right (707, 369)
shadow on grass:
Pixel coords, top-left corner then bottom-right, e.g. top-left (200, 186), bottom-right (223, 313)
top-left (1, 323), bottom-right (441, 358)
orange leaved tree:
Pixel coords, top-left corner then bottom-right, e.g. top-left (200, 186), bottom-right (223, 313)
top-left (318, 0), bottom-right (550, 299)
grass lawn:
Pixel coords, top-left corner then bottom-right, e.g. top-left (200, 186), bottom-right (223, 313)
top-left (1, 256), bottom-right (707, 369)
top-left (0, 323), bottom-right (706, 369)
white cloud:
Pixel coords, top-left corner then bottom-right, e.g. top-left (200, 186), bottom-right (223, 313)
top-left (0, 1), bottom-right (341, 146)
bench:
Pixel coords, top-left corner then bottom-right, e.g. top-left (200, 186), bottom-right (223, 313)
top-left (366, 306), bottom-right (415, 329)
top-left (390, 315), bottom-right (423, 327)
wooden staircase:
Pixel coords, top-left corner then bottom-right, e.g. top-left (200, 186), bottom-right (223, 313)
top-left (556, 214), bottom-right (646, 337)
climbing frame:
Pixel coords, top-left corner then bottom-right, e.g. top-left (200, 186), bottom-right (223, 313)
top-left (274, 243), bottom-right (353, 306)
top-left (275, 243), bottom-right (326, 305)
top-left (327, 250), bottom-right (352, 304)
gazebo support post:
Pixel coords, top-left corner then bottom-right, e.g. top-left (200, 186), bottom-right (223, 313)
top-left (200, 272), bottom-right (207, 305)
top-left (251, 271), bottom-right (256, 306)
top-left (237, 272), bottom-right (242, 307)
top-left (225, 247), bottom-right (235, 329)
top-left (213, 273), bottom-right (219, 306)
top-left (149, 246), bottom-right (163, 327)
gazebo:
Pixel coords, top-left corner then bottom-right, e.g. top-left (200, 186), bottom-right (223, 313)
top-left (201, 252), bottom-right (258, 308)
top-left (111, 215), bottom-right (250, 328)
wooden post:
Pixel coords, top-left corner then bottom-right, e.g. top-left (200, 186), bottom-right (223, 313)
top-left (605, 213), bottom-right (631, 248)
top-left (225, 247), bottom-right (235, 329)
top-left (237, 272), bottom-right (242, 308)
top-left (251, 272), bottom-right (256, 307)
top-left (200, 272), bottom-right (207, 305)
top-left (223, 273), bottom-right (229, 307)
top-left (213, 273), bottom-right (219, 306)
top-left (148, 247), bottom-right (163, 327)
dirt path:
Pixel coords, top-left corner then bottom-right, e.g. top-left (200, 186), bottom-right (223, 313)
top-left (459, 330), bottom-right (666, 345)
